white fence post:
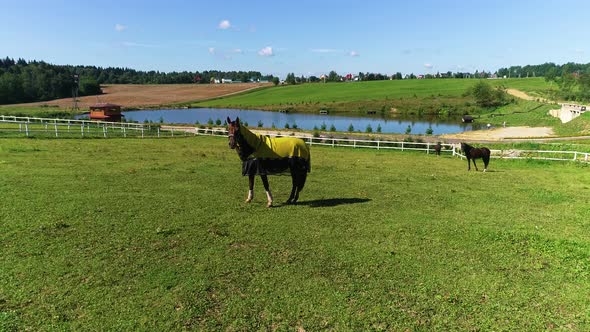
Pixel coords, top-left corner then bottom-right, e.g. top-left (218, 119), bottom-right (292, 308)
top-left (427, 142), bottom-right (430, 154)
top-left (401, 141), bottom-right (404, 151)
top-left (81, 124), bottom-right (84, 137)
top-left (54, 123), bottom-right (58, 137)
top-left (25, 123), bottom-right (29, 137)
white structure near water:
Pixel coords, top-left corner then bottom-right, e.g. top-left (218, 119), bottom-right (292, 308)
top-left (549, 103), bottom-right (588, 123)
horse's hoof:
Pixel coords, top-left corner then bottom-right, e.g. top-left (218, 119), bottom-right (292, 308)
top-left (245, 199), bottom-right (252, 203)
top-left (483, 169), bottom-right (487, 172)
top-left (266, 202), bottom-right (273, 208)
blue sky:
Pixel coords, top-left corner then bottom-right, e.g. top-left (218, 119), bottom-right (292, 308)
top-left (1, 0), bottom-right (588, 78)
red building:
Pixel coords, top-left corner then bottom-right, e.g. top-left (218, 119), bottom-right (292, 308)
top-left (89, 103), bottom-right (123, 121)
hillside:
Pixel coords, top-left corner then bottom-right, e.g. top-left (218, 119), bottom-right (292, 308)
top-left (193, 78), bottom-right (555, 112)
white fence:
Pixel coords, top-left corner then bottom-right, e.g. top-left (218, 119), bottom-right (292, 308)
top-left (1, 115), bottom-right (589, 163)
top-left (188, 126), bottom-right (590, 163)
top-left (0, 115), bottom-right (169, 138)
top-left (454, 149), bottom-right (589, 163)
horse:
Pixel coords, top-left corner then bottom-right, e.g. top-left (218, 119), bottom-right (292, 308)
top-left (227, 117), bottom-right (311, 207)
top-left (461, 142), bottom-right (491, 172)
top-left (433, 142), bottom-right (442, 156)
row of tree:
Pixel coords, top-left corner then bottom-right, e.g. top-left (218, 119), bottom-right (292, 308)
top-left (283, 70), bottom-right (497, 84)
top-left (497, 62), bottom-right (590, 79)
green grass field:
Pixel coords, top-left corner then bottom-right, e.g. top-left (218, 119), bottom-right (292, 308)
top-left (1, 136), bottom-right (590, 330)
top-left (194, 78), bottom-right (554, 109)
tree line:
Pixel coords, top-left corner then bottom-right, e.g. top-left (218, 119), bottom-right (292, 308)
top-left (0, 57), bottom-right (274, 105)
top-left (497, 62), bottom-right (590, 101)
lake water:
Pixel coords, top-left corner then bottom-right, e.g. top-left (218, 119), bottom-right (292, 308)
top-left (116, 108), bottom-right (477, 134)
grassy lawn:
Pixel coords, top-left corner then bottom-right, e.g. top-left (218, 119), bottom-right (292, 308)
top-left (193, 78), bottom-right (553, 109)
top-left (1, 136), bottom-right (590, 330)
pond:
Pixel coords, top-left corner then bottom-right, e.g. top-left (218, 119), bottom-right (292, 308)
top-left (116, 108), bottom-right (477, 134)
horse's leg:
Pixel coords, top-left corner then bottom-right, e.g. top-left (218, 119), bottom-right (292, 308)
top-left (287, 173), bottom-right (297, 204)
top-left (246, 174), bottom-right (254, 203)
top-left (473, 159), bottom-right (479, 171)
top-left (293, 171), bottom-right (307, 203)
top-left (467, 158), bottom-right (471, 171)
top-left (483, 156), bottom-right (489, 172)
top-left (260, 174), bottom-right (273, 208)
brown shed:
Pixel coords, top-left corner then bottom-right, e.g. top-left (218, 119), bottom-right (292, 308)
top-left (89, 103), bottom-right (123, 121)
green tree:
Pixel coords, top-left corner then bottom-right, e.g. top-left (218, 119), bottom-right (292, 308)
top-left (79, 76), bottom-right (102, 96)
top-left (328, 70), bottom-right (340, 82)
top-left (272, 77), bottom-right (280, 86)
top-left (285, 73), bottom-right (296, 85)
top-left (468, 81), bottom-right (508, 107)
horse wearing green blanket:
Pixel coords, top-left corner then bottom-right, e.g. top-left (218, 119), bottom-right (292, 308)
top-left (227, 117), bottom-right (311, 207)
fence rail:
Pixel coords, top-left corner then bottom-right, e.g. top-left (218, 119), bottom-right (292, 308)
top-left (1, 116), bottom-right (589, 163)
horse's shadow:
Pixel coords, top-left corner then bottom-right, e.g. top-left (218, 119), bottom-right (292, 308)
top-left (290, 197), bottom-right (371, 208)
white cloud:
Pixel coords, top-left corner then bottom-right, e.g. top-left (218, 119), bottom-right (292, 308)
top-left (208, 47), bottom-right (216, 54)
top-left (349, 51), bottom-right (359, 57)
top-left (258, 46), bottom-right (274, 57)
top-left (231, 48), bottom-right (243, 54)
top-left (424, 63), bottom-right (433, 69)
top-left (115, 24), bottom-right (127, 32)
top-left (218, 20), bottom-right (231, 29)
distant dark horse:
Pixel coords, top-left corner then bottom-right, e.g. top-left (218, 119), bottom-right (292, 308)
top-left (433, 142), bottom-right (442, 156)
top-left (461, 142), bottom-right (491, 172)
top-left (227, 117), bottom-right (311, 207)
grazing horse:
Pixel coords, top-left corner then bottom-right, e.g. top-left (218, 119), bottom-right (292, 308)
top-left (433, 142), bottom-right (442, 156)
top-left (227, 117), bottom-right (311, 207)
top-left (461, 142), bottom-right (491, 172)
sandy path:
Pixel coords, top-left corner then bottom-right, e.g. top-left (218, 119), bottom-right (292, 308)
top-left (441, 126), bottom-right (554, 141)
top-left (506, 89), bottom-right (553, 103)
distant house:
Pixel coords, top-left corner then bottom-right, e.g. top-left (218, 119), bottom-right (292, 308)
top-left (222, 78), bottom-right (233, 83)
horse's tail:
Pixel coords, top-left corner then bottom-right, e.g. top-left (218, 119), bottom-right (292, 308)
top-left (483, 148), bottom-right (491, 167)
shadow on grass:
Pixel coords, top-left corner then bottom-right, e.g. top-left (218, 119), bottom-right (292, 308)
top-left (295, 198), bottom-right (371, 208)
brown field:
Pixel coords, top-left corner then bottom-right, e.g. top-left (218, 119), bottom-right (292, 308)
top-left (15, 83), bottom-right (270, 109)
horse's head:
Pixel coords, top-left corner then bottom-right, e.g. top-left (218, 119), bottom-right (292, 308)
top-left (460, 142), bottom-right (469, 153)
top-left (227, 117), bottom-right (241, 149)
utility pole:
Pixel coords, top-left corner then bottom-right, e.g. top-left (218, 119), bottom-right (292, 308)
top-left (72, 74), bottom-right (80, 110)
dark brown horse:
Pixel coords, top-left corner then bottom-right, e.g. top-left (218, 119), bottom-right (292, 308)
top-left (227, 117), bottom-right (311, 207)
top-left (461, 142), bottom-right (491, 172)
top-left (433, 142), bottom-right (442, 156)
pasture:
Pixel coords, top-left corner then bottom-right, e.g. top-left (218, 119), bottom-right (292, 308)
top-left (1, 136), bottom-right (590, 330)
top-left (194, 78), bottom-right (554, 109)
